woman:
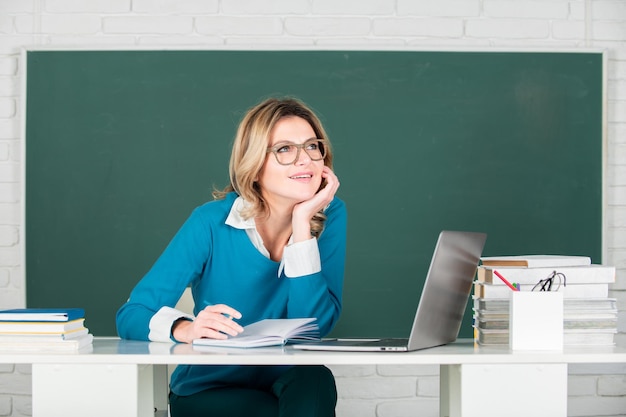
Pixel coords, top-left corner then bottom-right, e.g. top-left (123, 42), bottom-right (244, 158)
top-left (116, 97), bottom-right (347, 417)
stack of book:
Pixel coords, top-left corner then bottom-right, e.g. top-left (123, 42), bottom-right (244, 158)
top-left (473, 255), bottom-right (617, 346)
top-left (0, 308), bottom-right (93, 351)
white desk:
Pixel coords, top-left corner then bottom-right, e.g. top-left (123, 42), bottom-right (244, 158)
top-left (4, 337), bottom-right (626, 417)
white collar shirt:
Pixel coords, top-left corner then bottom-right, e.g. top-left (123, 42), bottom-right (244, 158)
top-left (225, 196), bottom-right (321, 278)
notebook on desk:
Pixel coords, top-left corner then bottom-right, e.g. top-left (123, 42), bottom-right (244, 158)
top-left (293, 230), bottom-right (487, 352)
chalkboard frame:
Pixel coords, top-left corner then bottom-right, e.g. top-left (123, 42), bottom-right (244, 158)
top-left (23, 48), bottom-right (606, 338)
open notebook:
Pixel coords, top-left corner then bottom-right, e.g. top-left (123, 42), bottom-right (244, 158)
top-left (293, 230), bottom-right (487, 352)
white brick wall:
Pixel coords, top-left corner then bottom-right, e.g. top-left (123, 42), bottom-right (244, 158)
top-left (0, 0), bottom-right (625, 416)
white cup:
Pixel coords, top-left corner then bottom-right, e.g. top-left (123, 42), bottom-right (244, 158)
top-left (509, 291), bottom-right (563, 350)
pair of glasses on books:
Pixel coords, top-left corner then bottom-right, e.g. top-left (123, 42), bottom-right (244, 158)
top-left (532, 270), bottom-right (567, 292)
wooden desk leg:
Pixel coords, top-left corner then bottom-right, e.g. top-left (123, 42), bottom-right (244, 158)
top-left (440, 363), bottom-right (567, 417)
top-left (32, 363), bottom-right (155, 417)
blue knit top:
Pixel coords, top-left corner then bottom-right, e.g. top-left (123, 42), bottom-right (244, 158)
top-left (116, 192), bottom-right (347, 395)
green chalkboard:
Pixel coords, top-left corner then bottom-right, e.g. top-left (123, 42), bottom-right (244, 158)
top-left (25, 50), bottom-right (604, 338)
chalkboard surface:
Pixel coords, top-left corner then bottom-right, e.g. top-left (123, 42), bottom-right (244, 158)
top-left (25, 50), bottom-right (603, 337)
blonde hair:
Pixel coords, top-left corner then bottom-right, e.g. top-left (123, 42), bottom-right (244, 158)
top-left (214, 97), bottom-right (333, 237)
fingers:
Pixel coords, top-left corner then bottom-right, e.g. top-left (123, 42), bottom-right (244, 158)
top-left (204, 303), bottom-right (242, 320)
top-left (314, 167), bottom-right (340, 209)
top-left (194, 304), bottom-right (244, 340)
top-left (321, 167), bottom-right (340, 199)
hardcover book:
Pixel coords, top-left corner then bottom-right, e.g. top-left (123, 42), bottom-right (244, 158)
top-left (0, 319), bottom-right (86, 334)
top-left (0, 308), bottom-right (85, 322)
top-left (0, 333), bottom-right (94, 351)
top-left (476, 265), bottom-right (615, 285)
top-left (480, 255), bottom-right (591, 268)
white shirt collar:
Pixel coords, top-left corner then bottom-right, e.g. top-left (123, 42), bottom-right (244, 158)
top-left (224, 196), bottom-right (290, 277)
top-left (225, 196), bottom-right (256, 230)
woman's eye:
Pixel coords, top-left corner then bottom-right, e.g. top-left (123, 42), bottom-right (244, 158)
top-left (276, 145), bottom-right (293, 153)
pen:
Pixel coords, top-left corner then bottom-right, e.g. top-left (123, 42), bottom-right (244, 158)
top-left (493, 270), bottom-right (520, 291)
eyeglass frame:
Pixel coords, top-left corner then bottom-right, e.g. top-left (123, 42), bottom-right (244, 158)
top-left (532, 270), bottom-right (567, 292)
top-left (266, 138), bottom-right (328, 166)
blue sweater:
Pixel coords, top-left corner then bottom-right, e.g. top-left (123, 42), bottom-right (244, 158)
top-left (116, 192), bottom-right (347, 396)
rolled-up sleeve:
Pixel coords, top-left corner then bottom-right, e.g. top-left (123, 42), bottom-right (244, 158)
top-left (283, 238), bottom-right (321, 278)
top-left (148, 306), bottom-right (194, 343)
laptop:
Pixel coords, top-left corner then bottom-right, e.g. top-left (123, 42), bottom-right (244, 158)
top-left (293, 230), bottom-right (487, 352)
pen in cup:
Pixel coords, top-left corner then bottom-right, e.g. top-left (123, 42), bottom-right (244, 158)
top-left (493, 270), bottom-right (520, 291)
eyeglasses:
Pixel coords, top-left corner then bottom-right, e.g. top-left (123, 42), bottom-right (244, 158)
top-left (532, 270), bottom-right (567, 292)
top-left (266, 139), bottom-right (327, 166)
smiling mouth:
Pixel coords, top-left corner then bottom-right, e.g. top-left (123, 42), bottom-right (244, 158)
top-left (290, 174), bottom-right (313, 179)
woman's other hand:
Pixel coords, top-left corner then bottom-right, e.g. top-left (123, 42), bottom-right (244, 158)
top-left (172, 304), bottom-right (243, 344)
